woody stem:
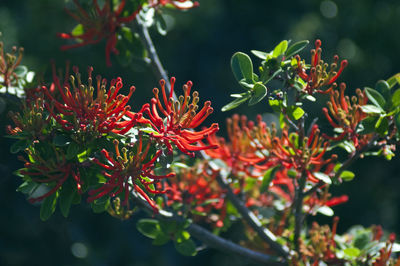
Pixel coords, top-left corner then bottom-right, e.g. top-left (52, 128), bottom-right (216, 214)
top-left (134, 19), bottom-right (177, 100)
top-left (132, 191), bottom-right (285, 265)
top-left (216, 175), bottom-right (290, 259)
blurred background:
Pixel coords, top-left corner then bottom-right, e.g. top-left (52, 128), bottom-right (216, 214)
top-left (1, 0), bottom-right (400, 265)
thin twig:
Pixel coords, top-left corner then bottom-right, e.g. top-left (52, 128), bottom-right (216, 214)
top-left (216, 175), bottom-right (290, 259)
top-left (304, 134), bottom-right (380, 197)
top-left (134, 19), bottom-right (177, 100)
top-left (293, 171), bottom-right (306, 252)
top-left (132, 193), bottom-right (285, 265)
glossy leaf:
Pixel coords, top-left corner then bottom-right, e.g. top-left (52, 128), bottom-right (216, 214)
top-left (285, 40), bottom-right (309, 58)
top-left (10, 139), bottom-right (28, 154)
top-left (59, 181), bottom-right (75, 218)
top-left (392, 89), bottom-right (400, 107)
top-left (261, 165), bottom-right (280, 193)
top-left (272, 40), bottom-right (288, 57)
top-left (364, 87), bottom-right (386, 110)
top-left (174, 239), bottom-right (197, 256)
top-left (40, 191), bottom-right (58, 221)
top-left (360, 105), bottom-right (383, 114)
top-left (375, 80), bottom-right (390, 99)
top-left (248, 83), bottom-right (268, 105)
top-left (340, 170), bottom-right (355, 181)
top-left (53, 134), bottom-right (71, 146)
top-left (91, 196), bottom-right (110, 213)
top-left (221, 93), bottom-right (251, 111)
top-left (66, 142), bottom-right (80, 160)
top-left (231, 52), bottom-right (254, 83)
top-left (137, 219), bottom-right (160, 239)
top-left (313, 172), bottom-right (332, 184)
top-left (251, 50), bottom-right (268, 60)
top-left (387, 73), bottom-right (400, 88)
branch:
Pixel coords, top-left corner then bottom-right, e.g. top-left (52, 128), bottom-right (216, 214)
top-left (293, 171), bottom-right (306, 252)
top-left (132, 193), bottom-right (285, 265)
top-left (304, 134), bottom-right (380, 197)
top-left (216, 175), bottom-right (290, 259)
top-left (134, 20), bottom-right (176, 100)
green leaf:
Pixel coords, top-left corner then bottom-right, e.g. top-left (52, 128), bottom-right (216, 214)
top-left (91, 196), bottom-right (110, 213)
top-left (375, 80), bottom-right (391, 99)
top-left (387, 73), bottom-right (400, 89)
top-left (231, 52), bottom-right (254, 83)
top-left (288, 106), bottom-right (305, 120)
top-left (14, 65), bottom-right (28, 77)
top-left (375, 116), bottom-right (388, 136)
top-left (360, 105), bottom-right (383, 114)
top-left (392, 89), bottom-right (400, 107)
top-left (313, 172), bottom-right (332, 184)
top-left (59, 180), bottom-right (75, 218)
top-left (248, 83), bottom-right (268, 106)
top-left (364, 87), bottom-right (386, 110)
top-left (40, 191), bottom-right (58, 221)
top-left (251, 50), bottom-right (268, 60)
top-left (66, 142), bottom-right (80, 160)
top-left (137, 219), bottom-right (160, 239)
top-left (263, 68), bottom-right (283, 84)
top-left (10, 139), bottom-right (28, 154)
top-left (174, 239), bottom-right (197, 256)
top-left (17, 181), bottom-right (39, 194)
top-left (344, 247), bottom-right (361, 258)
top-left (354, 231), bottom-right (371, 249)
top-left (53, 134), bottom-right (71, 146)
top-left (285, 40), bottom-right (309, 58)
top-left (152, 232), bottom-right (170, 246)
top-left (359, 116), bottom-right (378, 135)
top-left (317, 206), bottom-right (334, 216)
top-left (261, 165), bottom-right (280, 193)
top-left (272, 40), bottom-right (288, 58)
top-left (340, 170), bottom-right (355, 181)
top-left (175, 230), bottom-right (191, 243)
top-left (71, 24), bottom-right (84, 36)
top-left (238, 80), bottom-right (254, 90)
top-left (159, 220), bottom-right (178, 234)
top-left (221, 93), bottom-right (251, 111)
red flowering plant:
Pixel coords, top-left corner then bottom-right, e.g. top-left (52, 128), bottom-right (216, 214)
top-left (4, 1), bottom-right (400, 264)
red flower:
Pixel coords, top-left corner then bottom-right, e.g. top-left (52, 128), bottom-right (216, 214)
top-left (295, 39), bottom-right (348, 94)
top-left (138, 77), bottom-right (219, 157)
top-left (266, 124), bottom-right (337, 184)
top-left (204, 114), bottom-right (268, 178)
top-left (89, 137), bottom-right (175, 213)
top-left (322, 83), bottom-right (371, 149)
top-left (164, 164), bottom-right (227, 227)
top-left (42, 66), bottom-right (139, 135)
top-left (58, 0), bottom-right (142, 66)
top-left (0, 42), bottom-right (24, 90)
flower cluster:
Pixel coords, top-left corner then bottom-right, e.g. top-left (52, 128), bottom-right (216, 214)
top-left (295, 39), bottom-right (348, 94)
top-left (90, 137), bottom-right (174, 212)
top-left (58, 0), bottom-right (142, 66)
top-left (164, 163), bottom-right (227, 227)
top-left (140, 77), bottom-right (219, 157)
top-left (322, 83), bottom-right (371, 149)
top-left (0, 42), bottom-right (24, 91)
top-left (7, 96), bottom-right (47, 139)
top-left (42, 66), bottom-right (136, 136)
top-left (204, 114), bottom-right (263, 178)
